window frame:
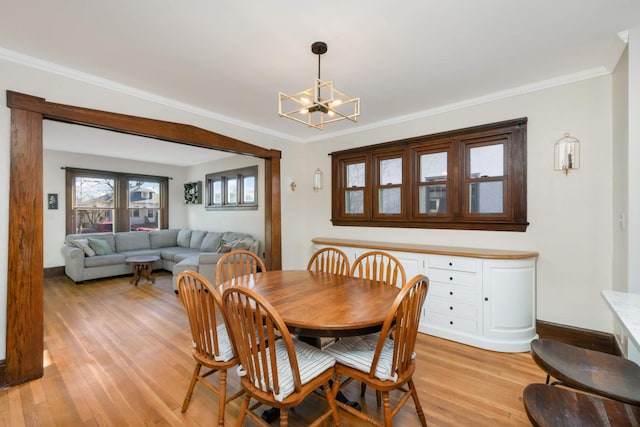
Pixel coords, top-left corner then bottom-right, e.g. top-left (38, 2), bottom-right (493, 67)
top-left (205, 165), bottom-right (259, 211)
top-left (65, 168), bottom-right (169, 234)
top-left (331, 118), bottom-right (528, 231)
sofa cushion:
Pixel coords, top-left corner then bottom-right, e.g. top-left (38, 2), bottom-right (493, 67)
top-left (201, 232), bottom-right (223, 252)
top-left (84, 253), bottom-right (125, 267)
top-left (119, 249), bottom-right (162, 258)
top-left (71, 238), bottom-right (96, 257)
top-left (115, 231), bottom-right (151, 252)
top-left (88, 238), bottom-right (114, 255)
top-left (190, 230), bottom-right (207, 249)
top-left (160, 247), bottom-right (199, 262)
top-left (174, 251), bottom-right (203, 263)
top-left (149, 229), bottom-right (179, 249)
top-left (177, 229), bottom-right (192, 247)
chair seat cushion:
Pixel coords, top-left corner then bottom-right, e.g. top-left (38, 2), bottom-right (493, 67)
top-left (236, 338), bottom-right (335, 402)
top-left (324, 332), bottom-right (404, 382)
top-left (212, 324), bottom-right (235, 362)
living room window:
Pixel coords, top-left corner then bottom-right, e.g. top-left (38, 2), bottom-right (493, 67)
top-left (65, 168), bottom-right (169, 234)
top-left (330, 118), bottom-right (528, 231)
top-left (205, 165), bottom-right (258, 210)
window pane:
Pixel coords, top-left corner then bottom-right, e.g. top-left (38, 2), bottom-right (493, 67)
top-left (470, 144), bottom-right (504, 178)
top-left (378, 188), bottom-right (401, 214)
top-left (345, 190), bottom-right (364, 214)
top-left (419, 184), bottom-right (447, 214)
top-left (227, 178), bottom-right (237, 204)
top-left (129, 180), bottom-right (160, 208)
top-left (213, 180), bottom-right (222, 204)
top-left (130, 208), bottom-right (159, 231)
top-left (379, 158), bottom-right (402, 185)
top-left (243, 176), bottom-right (255, 203)
top-left (347, 163), bottom-right (365, 187)
top-left (420, 152), bottom-right (447, 182)
top-left (75, 209), bottom-right (113, 233)
top-left (74, 177), bottom-right (115, 208)
top-left (469, 181), bottom-right (503, 213)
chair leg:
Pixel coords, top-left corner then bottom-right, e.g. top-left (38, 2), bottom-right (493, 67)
top-left (376, 390), bottom-right (382, 408)
top-left (323, 381), bottom-right (342, 427)
top-left (181, 363), bottom-right (201, 413)
top-left (217, 369), bottom-right (227, 427)
top-left (382, 391), bottom-right (393, 427)
top-left (237, 395), bottom-right (251, 427)
top-left (280, 408), bottom-right (288, 427)
top-left (360, 382), bottom-right (367, 397)
top-left (409, 378), bottom-right (428, 427)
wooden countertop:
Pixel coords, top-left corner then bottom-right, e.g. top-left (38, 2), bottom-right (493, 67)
top-left (312, 237), bottom-right (538, 260)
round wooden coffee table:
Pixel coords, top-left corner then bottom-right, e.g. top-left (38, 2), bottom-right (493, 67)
top-left (126, 255), bottom-right (160, 285)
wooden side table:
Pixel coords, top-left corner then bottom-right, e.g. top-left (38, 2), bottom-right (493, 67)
top-left (126, 255), bottom-right (160, 285)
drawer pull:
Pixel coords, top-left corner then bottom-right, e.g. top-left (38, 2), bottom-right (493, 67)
top-left (449, 277), bottom-right (453, 281)
top-left (449, 321), bottom-right (454, 325)
top-left (449, 291), bottom-right (453, 295)
top-left (449, 306), bottom-right (453, 310)
top-left (484, 297), bottom-right (489, 302)
top-left (449, 262), bottom-right (453, 266)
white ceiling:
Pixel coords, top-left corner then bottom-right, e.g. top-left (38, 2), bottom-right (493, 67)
top-left (2, 0), bottom-right (639, 165)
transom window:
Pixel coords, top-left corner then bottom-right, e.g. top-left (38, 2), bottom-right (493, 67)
top-left (205, 165), bottom-right (258, 210)
top-left (331, 118), bottom-right (528, 231)
top-left (66, 168), bottom-right (169, 234)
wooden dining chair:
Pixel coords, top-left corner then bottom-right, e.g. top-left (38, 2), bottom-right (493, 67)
top-left (307, 247), bottom-right (350, 276)
top-left (523, 383), bottom-right (640, 426)
top-left (326, 275), bottom-right (430, 427)
top-left (350, 250), bottom-right (406, 288)
top-left (222, 285), bottom-right (342, 426)
top-left (529, 338), bottom-right (640, 405)
top-left (350, 250), bottom-right (407, 404)
top-left (215, 249), bottom-right (266, 286)
top-left (177, 270), bottom-right (243, 427)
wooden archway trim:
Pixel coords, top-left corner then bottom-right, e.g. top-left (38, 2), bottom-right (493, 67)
top-left (4, 90), bottom-right (282, 387)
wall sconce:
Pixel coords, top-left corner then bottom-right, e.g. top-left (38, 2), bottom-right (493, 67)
top-left (313, 168), bottom-right (323, 191)
top-left (554, 133), bottom-right (580, 175)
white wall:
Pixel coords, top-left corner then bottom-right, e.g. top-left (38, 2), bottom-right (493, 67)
top-left (628, 29), bottom-right (640, 294)
top-left (280, 76), bottom-right (615, 333)
top-left (612, 47), bottom-right (629, 293)
top-left (43, 148), bottom-right (189, 268)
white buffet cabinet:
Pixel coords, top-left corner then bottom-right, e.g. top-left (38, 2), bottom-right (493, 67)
top-left (312, 237), bottom-right (538, 353)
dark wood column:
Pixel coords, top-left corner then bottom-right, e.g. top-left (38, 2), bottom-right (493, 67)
top-left (265, 152), bottom-right (282, 270)
top-left (6, 107), bottom-right (44, 386)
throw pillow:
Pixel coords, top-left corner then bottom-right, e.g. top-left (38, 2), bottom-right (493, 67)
top-left (71, 238), bottom-right (96, 257)
top-left (200, 232), bottom-right (223, 252)
top-left (88, 238), bottom-right (113, 255)
top-left (219, 238), bottom-right (254, 253)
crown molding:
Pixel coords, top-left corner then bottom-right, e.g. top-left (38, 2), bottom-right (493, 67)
top-left (0, 46), bottom-right (305, 143)
top-left (0, 45), bottom-right (610, 145)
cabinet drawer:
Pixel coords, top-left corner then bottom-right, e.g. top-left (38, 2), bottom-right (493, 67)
top-left (428, 268), bottom-right (478, 287)
top-left (427, 296), bottom-right (476, 318)
top-left (428, 255), bottom-right (478, 272)
top-left (426, 311), bottom-right (477, 334)
top-left (429, 282), bottom-right (476, 303)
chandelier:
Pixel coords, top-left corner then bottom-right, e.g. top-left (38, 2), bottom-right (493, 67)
top-left (278, 41), bottom-right (360, 130)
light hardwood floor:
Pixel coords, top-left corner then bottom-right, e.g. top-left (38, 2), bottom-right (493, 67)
top-left (0, 272), bottom-right (542, 426)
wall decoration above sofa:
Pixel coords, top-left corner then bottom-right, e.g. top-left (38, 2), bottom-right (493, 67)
top-left (184, 181), bottom-right (202, 204)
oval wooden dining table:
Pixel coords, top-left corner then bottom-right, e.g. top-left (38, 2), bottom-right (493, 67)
top-left (218, 270), bottom-right (401, 338)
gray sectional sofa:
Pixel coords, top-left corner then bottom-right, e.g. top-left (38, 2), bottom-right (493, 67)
top-left (61, 229), bottom-right (260, 290)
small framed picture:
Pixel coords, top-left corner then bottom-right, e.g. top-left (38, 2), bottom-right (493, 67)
top-left (47, 193), bottom-right (58, 210)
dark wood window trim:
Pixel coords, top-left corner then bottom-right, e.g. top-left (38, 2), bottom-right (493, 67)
top-left (65, 167), bottom-right (169, 234)
top-left (205, 165), bottom-right (258, 210)
top-left (331, 118), bottom-right (528, 231)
